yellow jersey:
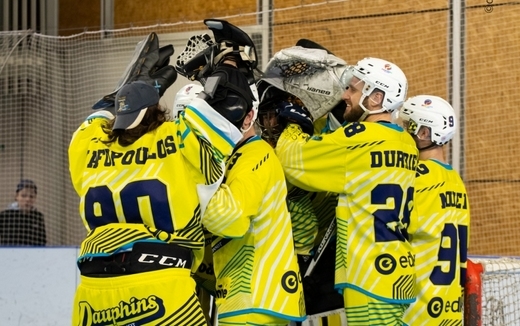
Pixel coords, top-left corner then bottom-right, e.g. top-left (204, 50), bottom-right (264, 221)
top-left (276, 122), bottom-right (419, 304)
top-left (69, 98), bottom-right (242, 272)
top-left (203, 135), bottom-right (306, 322)
top-left (403, 159), bottom-right (470, 325)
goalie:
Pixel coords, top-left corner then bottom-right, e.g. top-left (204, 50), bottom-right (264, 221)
top-left (174, 19), bottom-right (307, 326)
top-left (256, 40), bottom-right (349, 325)
top-left (69, 30), bottom-right (255, 326)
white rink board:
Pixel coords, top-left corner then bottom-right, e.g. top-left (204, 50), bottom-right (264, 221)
top-left (1, 249), bottom-right (519, 325)
top-left (0, 247), bottom-right (79, 326)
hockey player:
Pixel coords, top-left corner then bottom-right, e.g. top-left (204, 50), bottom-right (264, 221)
top-left (256, 80), bottom-right (345, 325)
top-left (68, 32), bottom-right (250, 325)
top-left (398, 95), bottom-right (470, 325)
top-left (256, 40), bottom-right (349, 325)
top-left (276, 57), bottom-right (418, 325)
top-left (200, 68), bottom-right (306, 324)
top-left (175, 19), bottom-right (304, 325)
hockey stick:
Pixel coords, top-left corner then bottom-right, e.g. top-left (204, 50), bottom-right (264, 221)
top-left (304, 217), bottom-right (336, 278)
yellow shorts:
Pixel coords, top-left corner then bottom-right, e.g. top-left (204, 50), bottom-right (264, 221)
top-left (343, 287), bottom-right (409, 326)
top-left (72, 268), bottom-right (207, 326)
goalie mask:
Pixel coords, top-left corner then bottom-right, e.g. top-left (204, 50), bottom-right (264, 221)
top-left (399, 95), bottom-right (457, 146)
top-left (200, 64), bottom-right (258, 131)
top-left (256, 80), bottom-right (289, 146)
top-left (256, 79), bottom-right (308, 146)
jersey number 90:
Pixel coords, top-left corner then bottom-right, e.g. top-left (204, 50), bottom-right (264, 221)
top-left (83, 180), bottom-right (175, 233)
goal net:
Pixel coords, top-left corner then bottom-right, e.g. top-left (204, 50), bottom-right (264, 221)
top-left (466, 257), bottom-right (520, 325)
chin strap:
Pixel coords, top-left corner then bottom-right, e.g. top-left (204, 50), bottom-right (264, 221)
top-left (357, 93), bottom-right (389, 122)
top-left (418, 142), bottom-right (439, 151)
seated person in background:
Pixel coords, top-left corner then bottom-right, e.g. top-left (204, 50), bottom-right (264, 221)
top-left (0, 179), bottom-right (46, 246)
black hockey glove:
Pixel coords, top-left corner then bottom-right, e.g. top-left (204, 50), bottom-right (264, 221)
top-left (198, 63), bottom-right (254, 129)
top-left (92, 32), bottom-right (177, 110)
top-left (136, 43), bottom-right (177, 97)
top-left (277, 101), bottom-right (314, 135)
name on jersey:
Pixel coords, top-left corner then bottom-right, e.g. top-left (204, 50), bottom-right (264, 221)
top-left (78, 295), bottom-right (164, 325)
top-left (440, 191), bottom-right (468, 210)
top-left (87, 136), bottom-right (176, 168)
top-left (370, 150), bottom-right (418, 171)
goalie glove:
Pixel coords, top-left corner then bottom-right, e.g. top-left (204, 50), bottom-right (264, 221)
top-left (261, 45), bottom-right (348, 121)
top-left (175, 19), bottom-right (258, 85)
top-left (277, 101), bottom-right (314, 135)
top-left (296, 38), bottom-right (334, 55)
top-left (92, 32), bottom-right (177, 110)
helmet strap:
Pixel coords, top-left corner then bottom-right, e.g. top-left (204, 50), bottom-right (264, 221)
top-left (358, 94), bottom-right (387, 122)
top-left (418, 142), bottom-right (439, 151)
top-left (240, 107), bottom-right (258, 134)
top-left (357, 95), bottom-right (371, 122)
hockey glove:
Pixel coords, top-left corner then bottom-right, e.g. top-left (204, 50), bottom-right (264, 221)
top-left (92, 32), bottom-right (177, 110)
top-left (176, 19), bottom-right (257, 86)
top-left (198, 63), bottom-right (254, 129)
top-left (277, 101), bottom-right (314, 135)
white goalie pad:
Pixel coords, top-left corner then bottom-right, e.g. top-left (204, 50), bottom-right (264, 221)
top-left (262, 46), bottom-right (349, 120)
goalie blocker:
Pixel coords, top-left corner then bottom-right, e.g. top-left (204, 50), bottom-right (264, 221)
top-left (92, 32), bottom-right (177, 110)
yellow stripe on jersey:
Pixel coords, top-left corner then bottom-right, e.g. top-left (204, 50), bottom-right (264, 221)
top-left (311, 191), bottom-right (338, 245)
top-left (287, 186), bottom-right (318, 255)
top-left (276, 122), bottom-right (419, 303)
top-left (403, 159), bottom-right (469, 325)
top-left (203, 136), bottom-right (306, 321)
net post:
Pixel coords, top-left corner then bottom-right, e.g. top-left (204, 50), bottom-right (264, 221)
top-left (464, 259), bottom-right (484, 326)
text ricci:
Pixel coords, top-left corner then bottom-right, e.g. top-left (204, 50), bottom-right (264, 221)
top-left (440, 191), bottom-right (468, 210)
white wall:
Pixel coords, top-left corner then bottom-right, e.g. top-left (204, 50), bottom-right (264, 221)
top-left (0, 247), bottom-right (79, 326)
top-left (1, 248), bottom-right (518, 326)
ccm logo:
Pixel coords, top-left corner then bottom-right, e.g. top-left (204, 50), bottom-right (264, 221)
top-left (138, 253), bottom-right (188, 268)
top-left (375, 80), bottom-right (389, 88)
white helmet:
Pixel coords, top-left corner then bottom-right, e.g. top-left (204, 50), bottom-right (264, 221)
top-left (172, 83), bottom-right (204, 118)
top-left (343, 57), bottom-right (407, 121)
top-left (399, 95), bottom-right (457, 145)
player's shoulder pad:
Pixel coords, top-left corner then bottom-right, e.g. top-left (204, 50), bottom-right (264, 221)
top-left (85, 110), bottom-right (114, 123)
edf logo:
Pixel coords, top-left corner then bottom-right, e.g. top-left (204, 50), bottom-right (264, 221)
top-left (375, 254), bottom-right (397, 275)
